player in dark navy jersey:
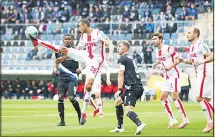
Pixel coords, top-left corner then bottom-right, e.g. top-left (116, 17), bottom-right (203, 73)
top-left (110, 40), bottom-right (146, 135)
top-left (55, 34), bottom-right (81, 126)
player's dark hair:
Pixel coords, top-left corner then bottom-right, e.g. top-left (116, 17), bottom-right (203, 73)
top-left (151, 32), bottom-right (163, 41)
top-left (118, 40), bottom-right (131, 49)
top-left (79, 18), bottom-right (90, 27)
top-left (193, 28), bottom-right (200, 38)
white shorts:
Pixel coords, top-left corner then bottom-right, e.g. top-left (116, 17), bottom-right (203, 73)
top-left (161, 78), bottom-right (181, 92)
top-left (196, 75), bottom-right (213, 98)
top-left (67, 48), bottom-right (103, 79)
top-left (91, 73), bottom-right (101, 94)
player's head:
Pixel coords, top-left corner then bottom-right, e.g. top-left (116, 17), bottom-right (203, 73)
top-left (117, 40), bottom-right (130, 55)
top-left (63, 34), bottom-right (73, 48)
top-left (78, 18), bottom-right (90, 34)
top-left (187, 28), bottom-right (200, 42)
top-left (151, 32), bottom-right (163, 47)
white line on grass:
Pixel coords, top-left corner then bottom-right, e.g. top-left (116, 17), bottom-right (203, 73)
top-left (2, 111), bottom-right (203, 118)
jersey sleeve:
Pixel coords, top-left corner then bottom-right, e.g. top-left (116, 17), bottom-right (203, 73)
top-left (199, 42), bottom-right (210, 55)
top-left (168, 46), bottom-right (179, 58)
top-left (97, 30), bottom-right (108, 41)
top-left (117, 56), bottom-right (126, 70)
top-left (76, 35), bottom-right (85, 50)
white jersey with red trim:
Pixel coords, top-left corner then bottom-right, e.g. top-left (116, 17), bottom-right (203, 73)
top-left (77, 29), bottom-right (107, 63)
top-left (156, 44), bottom-right (180, 79)
top-left (189, 40), bottom-right (212, 77)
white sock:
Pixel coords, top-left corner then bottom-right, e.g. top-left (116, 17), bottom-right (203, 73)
top-left (96, 98), bottom-right (103, 114)
top-left (162, 99), bottom-right (175, 121)
top-left (81, 92), bottom-right (91, 113)
top-left (200, 100), bottom-right (213, 124)
top-left (174, 98), bottom-right (188, 121)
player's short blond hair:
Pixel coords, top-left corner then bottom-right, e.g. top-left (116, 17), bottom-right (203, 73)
top-left (117, 40), bottom-right (131, 49)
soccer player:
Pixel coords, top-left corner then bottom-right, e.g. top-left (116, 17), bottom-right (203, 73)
top-left (55, 34), bottom-right (81, 126)
top-left (110, 41), bottom-right (146, 135)
top-left (151, 32), bottom-right (189, 129)
top-left (179, 28), bottom-right (214, 133)
top-left (27, 18), bottom-right (114, 125)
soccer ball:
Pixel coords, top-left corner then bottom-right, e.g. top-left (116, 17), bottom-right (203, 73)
top-left (25, 26), bottom-right (38, 38)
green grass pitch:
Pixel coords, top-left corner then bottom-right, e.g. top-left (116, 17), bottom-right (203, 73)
top-left (2, 100), bottom-right (213, 136)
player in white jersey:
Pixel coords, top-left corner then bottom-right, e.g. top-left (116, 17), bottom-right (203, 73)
top-left (179, 28), bottom-right (214, 133)
top-left (26, 19), bottom-right (114, 125)
top-left (76, 19), bottom-right (114, 125)
top-left (151, 33), bottom-right (189, 129)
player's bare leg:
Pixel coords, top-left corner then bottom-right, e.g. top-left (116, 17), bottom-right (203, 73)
top-left (80, 78), bottom-right (94, 125)
top-left (27, 34), bottom-right (89, 63)
top-left (160, 91), bottom-right (178, 128)
top-left (171, 92), bottom-right (190, 129)
top-left (197, 97), bottom-right (214, 133)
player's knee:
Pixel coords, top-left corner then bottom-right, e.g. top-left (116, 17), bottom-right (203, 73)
top-left (160, 95), bottom-right (168, 101)
top-left (58, 94), bottom-right (64, 100)
top-left (68, 96), bottom-right (74, 101)
top-left (85, 83), bottom-right (93, 92)
top-left (196, 97), bottom-right (204, 102)
top-left (115, 98), bottom-right (122, 106)
top-left (172, 92), bottom-right (178, 101)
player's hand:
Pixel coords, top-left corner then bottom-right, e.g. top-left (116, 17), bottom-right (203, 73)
top-left (106, 79), bottom-right (111, 86)
top-left (108, 53), bottom-right (113, 64)
top-left (193, 59), bottom-right (205, 68)
top-left (165, 66), bottom-right (171, 71)
top-left (76, 69), bottom-right (82, 74)
top-left (178, 57), bottom-right (185, 63)
top-left (114, 91), bottom-right (121, 99)
top-left (59, 47), bottom-right (68, 55)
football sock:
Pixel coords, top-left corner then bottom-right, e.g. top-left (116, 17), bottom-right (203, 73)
top-left (116, 105), bottom-right (124, 129)
top-left (162, 99), bottom-right (175, 121)
top-left (174, 98), bottom-right (187, 121)
top-left (200, 100), bottom-right (213, 124)
top-left (58, 99), bottom-right (65, 122)
top-left (81, 92), bottom-right (91, 113)
top-left (96, 98), bottom-right (103, 114)
top-left (127, 111), bottom-right (142, 126)
top-left (70, 99), bottom-right (81, 122)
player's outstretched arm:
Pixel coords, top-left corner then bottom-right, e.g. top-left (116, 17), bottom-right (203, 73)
top-left (179, 58), bottom-right (192, 65)
top-left (115, 65), bottom-right (125, 99)
top-left (104, 39), bottom-right (114, 63)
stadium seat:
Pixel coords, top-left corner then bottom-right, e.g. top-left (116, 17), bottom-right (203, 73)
top-left (12, 41), bottom-right (19, 46)
top-left (19, 41), bottom-right (26, 46)
top-left (18, 47), bottom-right (25, 53)
top-left (178, 40), bottom-right (186, 47)
top-left (4, 47), bottom-right (11, 53)
top-left (171, 33), bottom-right (178, 39)
top-left (11, 47), bottom-right (18, 53)
top-left (171, 40), bottom-right (178, 46)
top-left (164, 40), bottom-right (170, 45)
top-left (163, 33), bottom-right (170, 39)
top-left (2, 54), bottom-right (9, 60)
top-left (6, 41), bottom-right (11, 46)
